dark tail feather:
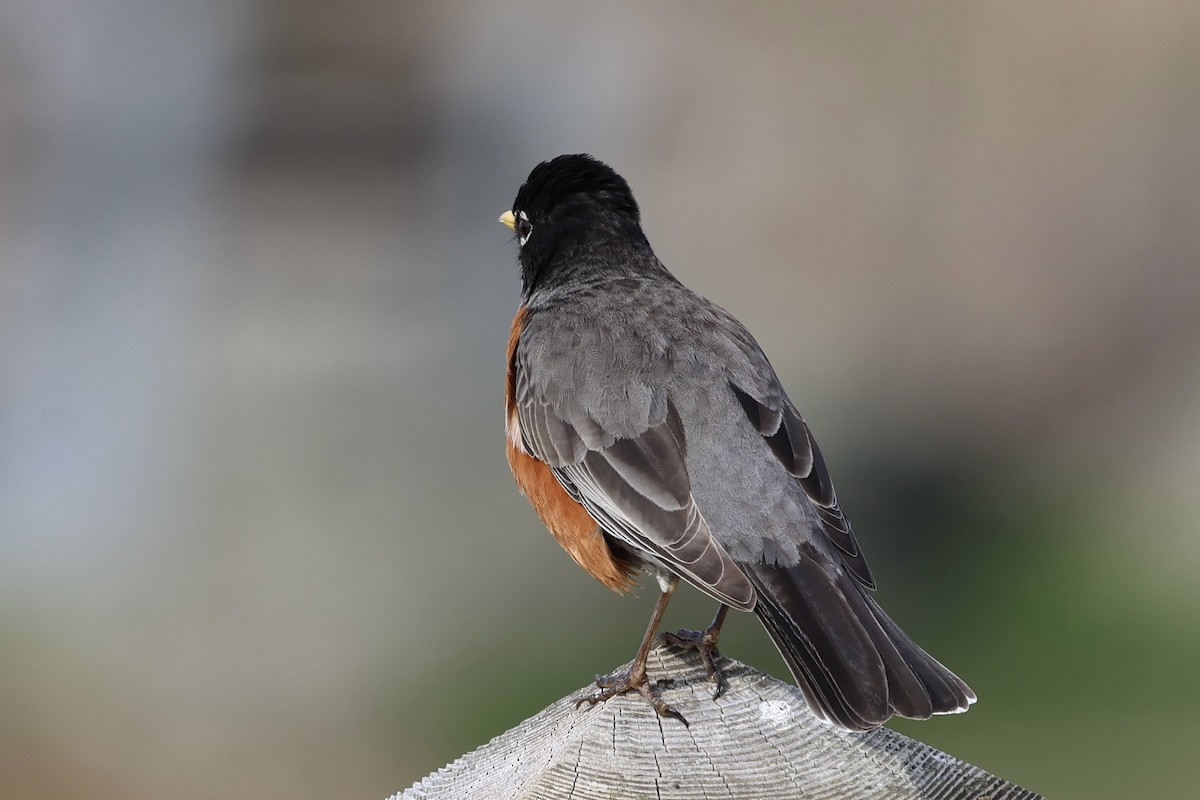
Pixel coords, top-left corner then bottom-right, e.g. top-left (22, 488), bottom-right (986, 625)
top-left (749, 559), bottom-right (975, 731)
top-left (860, 588), bottom-right (977, 714)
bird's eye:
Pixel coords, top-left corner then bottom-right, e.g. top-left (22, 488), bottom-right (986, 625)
top-left (516, 210), bottom-right (533, 245)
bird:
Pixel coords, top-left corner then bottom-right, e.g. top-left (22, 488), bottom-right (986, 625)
top-left (498, 154), bottom-right (975, 730)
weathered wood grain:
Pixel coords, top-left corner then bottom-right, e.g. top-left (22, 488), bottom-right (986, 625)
top-left (395, 644), bottom-right (1042, 800)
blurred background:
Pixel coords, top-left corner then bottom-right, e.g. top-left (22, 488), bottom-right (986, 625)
top-left (1, 2), bottom-right (1197, 798)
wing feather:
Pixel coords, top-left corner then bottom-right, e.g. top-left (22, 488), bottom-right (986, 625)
top-left (732, 382), bottom-right (876, 590)
top-left (515, 357), bottom-right (755, 609)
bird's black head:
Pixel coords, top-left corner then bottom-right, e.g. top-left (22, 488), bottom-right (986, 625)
top-left (500, 154), bottom-right (650, 297)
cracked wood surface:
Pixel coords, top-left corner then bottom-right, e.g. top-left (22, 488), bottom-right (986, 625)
top-left (394, 645), bottom-right (1042, 800)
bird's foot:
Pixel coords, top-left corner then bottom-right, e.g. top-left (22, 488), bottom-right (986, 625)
top-left (575, 665), bottom-right (689, 726)
top-left (662, 626), bottom-right (728, 700)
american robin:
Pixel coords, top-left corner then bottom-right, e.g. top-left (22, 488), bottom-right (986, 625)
top-left (499, 154), bottom-right (975, 730)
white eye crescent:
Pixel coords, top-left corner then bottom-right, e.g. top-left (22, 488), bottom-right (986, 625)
top-left (516, 210), bottom-right (533, 246)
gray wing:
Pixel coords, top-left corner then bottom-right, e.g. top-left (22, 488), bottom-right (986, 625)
top-left (727, 380), bottom-right (876, 589)
top-left (703, 303), bottom-right (876, 589)
top-left (513, 342), bottom-right (756, 610)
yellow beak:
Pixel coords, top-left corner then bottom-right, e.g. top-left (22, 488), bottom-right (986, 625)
top-left (498, 210), bottom-right (516, 231)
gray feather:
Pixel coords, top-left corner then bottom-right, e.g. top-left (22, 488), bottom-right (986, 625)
top-left (514, 319), bottom-right (755, 608)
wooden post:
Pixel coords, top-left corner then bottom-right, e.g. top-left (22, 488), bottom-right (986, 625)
top-left (394, 645), bottom-right (1042, 800)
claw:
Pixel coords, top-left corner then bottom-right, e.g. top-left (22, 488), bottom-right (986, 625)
top-left (662, 604), bottom-right (731, 700)
top-left (662, 628), bottom-right (727, 699)
top-left (576, 665), bottom-right (689, 726)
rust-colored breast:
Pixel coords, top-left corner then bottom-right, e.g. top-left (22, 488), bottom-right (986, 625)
top-left (505, 308), bottom-right (637, 593)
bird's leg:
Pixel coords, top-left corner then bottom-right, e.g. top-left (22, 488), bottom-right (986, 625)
top-left (576, 574), bottom-right (687, 725)
top-left (663, 603), bottom-right (730, 699)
